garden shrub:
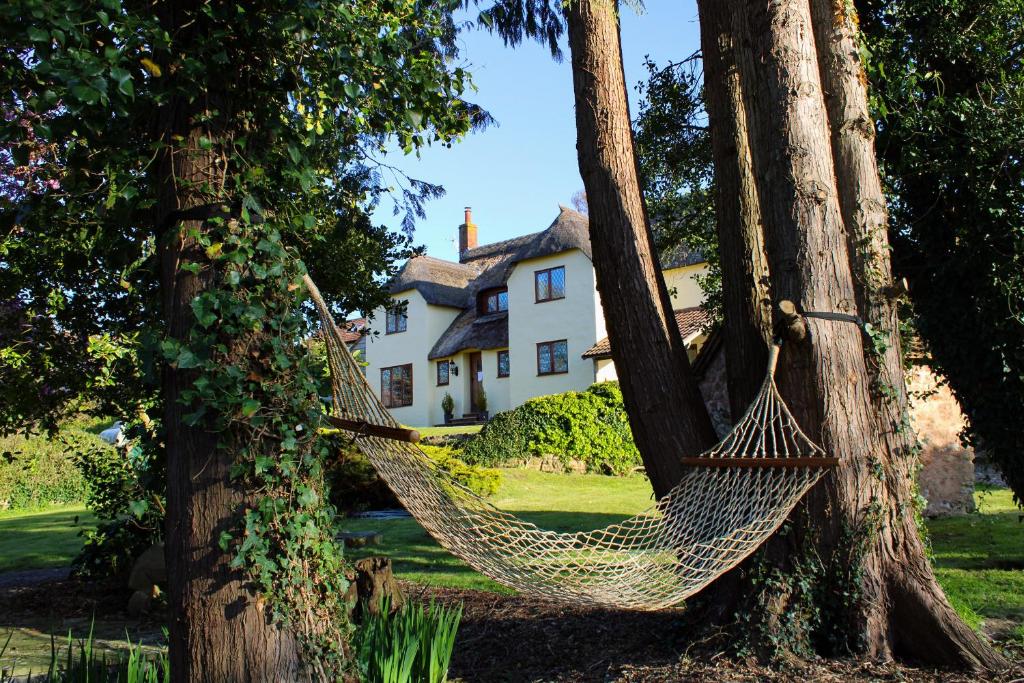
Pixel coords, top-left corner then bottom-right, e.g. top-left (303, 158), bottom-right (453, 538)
top-left (420, 445), bottom-right (502, 497)
top-left (72, 419), bottom-right (165, 579)
top-left (0, 416), bottom-right (95, 511)
top-left (327, 443), bottom-right (501, 513)
top-left (461, 381), bottom-right (641, 475)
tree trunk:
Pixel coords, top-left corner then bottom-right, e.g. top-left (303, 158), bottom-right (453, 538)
top-left (156, 5), bottom-right (301, 681)
top-left (714, 0), bottom-right (1006, 670)
top-left (564, 0), bottom-right (718, 498)
top-left (807, 1), bottom-right (1005, 667)
top-left (696, 0), bottom-right (774, 416)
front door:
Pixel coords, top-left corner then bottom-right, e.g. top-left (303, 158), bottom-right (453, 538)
top-left (469, 351), bottom-right (483, 413)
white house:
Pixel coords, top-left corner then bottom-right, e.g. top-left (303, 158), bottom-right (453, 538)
top-left (362, 207), bottom-right (710, 427)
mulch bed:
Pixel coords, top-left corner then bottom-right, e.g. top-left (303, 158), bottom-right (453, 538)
top-left (2, 575), bottom-right (1020, 682)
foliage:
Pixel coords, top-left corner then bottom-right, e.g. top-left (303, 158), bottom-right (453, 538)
top-left (856, 0), bottom-right (1024, 506)
top-left (72, 420), bottom-right (164, 578)
top-left (0, 0), bottom-right (481, 673)
top-left (633, 55), bottom-right (721, 320)
top-left (0, 417), bottom-right (95, 511)
top-left (420, 445), bottom-right (502, 497)
top-left (327, 447), bottom-right (401, 514)
top-left (461, 382), bottom-right (642, 474)
top-left (353, 599), bottom-right (462, 683)
top-left (0, 624), bottom-right (169, 683)
top-left (440, 392), bottom-right (455, 417)
top-left (327, 443), bottom-right (501, 512)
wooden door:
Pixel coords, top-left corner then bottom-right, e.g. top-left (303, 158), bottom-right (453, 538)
top-left (469, 351), bottom-right (483, 413)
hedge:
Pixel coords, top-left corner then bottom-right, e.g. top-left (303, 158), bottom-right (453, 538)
top-left (0, 417), bottom-right (98, 511)
top-left (460, 381), bottom-right (641, 475)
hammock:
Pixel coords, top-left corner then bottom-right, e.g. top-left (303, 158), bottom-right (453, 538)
top-left (306, 276), bottom-right (835, 610)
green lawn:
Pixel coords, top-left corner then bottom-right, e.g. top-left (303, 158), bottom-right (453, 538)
top-left (929, 485), bottom-right (1024, 641)
top-left (413, 424), bottom-right (483, 438)
top-left (0, 505), bottom-right (96, 573)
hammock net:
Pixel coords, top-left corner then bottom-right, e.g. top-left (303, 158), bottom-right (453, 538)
top-left (307, 276), bottom-right (831, 610)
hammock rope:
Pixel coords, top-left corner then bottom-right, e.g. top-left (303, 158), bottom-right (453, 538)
top-left (306, 275), bottom-right (833, 610)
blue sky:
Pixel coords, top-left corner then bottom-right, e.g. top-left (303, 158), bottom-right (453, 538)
top-left (371, 1), bottom-right (702, 262)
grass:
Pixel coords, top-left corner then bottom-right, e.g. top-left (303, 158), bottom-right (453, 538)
top-left (930, 485), bottom-right (1024, 641)
top-left (0, 505), bottom-right (96, 573)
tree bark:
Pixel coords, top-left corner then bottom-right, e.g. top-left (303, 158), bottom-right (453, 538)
top-left (807, 1), bottom-right (1005, 668)
top-left (696, 0), bottom-right (774, 416)
top-left (714, 0), bottom-right (1006, 670)
top-left (155, 4), bottom-right (301, 681)
top-left (564, 0), bottom-right (718, 498)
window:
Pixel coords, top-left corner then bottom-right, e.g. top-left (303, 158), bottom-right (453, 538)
top-left (536, 340), bottom-right (568, 375)
top-left (385, 307), bottom-right (407, 334)
top-left (479, 288), bottom-right (509, 314)
top-left (436, 360), bottom-right (450, 386)
top-left (497, 350), bottom-right (510, 378)
top-left (535, 266), bottom-right (566, 302)
top-left (381, 364), bottom-right (413, 407)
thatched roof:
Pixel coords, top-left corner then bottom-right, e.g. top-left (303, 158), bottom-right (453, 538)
top-left (581, 307), bottom-right (710, 360)
top-left (387, 255), bottom-right (477, 308)
top-left (660, 243), bottom-right (705, 270)
top-left (428, 311), bottom-right (509, 359)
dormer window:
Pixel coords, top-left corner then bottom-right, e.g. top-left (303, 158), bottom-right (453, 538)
top-left (385, 307), bottom-right (407, 334)
top-left (535, 266), bottom-right (565, 302)
top-left (479, 287), bottom-right (508, 314)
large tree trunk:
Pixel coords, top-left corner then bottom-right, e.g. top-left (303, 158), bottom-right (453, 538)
top-left (564, 0), bottom-right (717, 498)
top-left (696, 0), bottom-right (773, 416)
top-left (709, 0), bottom-right (1006, 670)
top-left (806, 1), bottom-right (1004, 667)
top-left (156, 5), bottom-right (301, 681)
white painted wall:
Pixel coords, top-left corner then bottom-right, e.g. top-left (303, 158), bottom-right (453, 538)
top-left (506, 250), bottom-right (601, 406)
top-left (664, 263), bottom-right (708, 309)
top-left (364, 289), bottom-right (460, 426)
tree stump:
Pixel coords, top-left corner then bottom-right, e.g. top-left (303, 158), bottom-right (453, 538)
top-left (345, 556), bottom-right (403, 620)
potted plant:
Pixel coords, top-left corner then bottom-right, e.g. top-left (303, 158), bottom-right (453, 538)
top-left (441, 392), bottom-right (455, 424)
top-left (477, 387), bottom-right (488, 421)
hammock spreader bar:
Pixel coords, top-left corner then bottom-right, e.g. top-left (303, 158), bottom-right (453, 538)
top-left (324, 414), bottom-right (421, 444)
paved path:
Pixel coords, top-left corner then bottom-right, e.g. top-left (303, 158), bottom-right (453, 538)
top-left (0, 567), bottom-right (70, 590)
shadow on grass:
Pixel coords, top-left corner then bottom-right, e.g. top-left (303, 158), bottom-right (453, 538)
top-left (0, 507), bottom-right (95, 573)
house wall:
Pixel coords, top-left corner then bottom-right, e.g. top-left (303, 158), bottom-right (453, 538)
top-left (664, 263), bottom-right (707, 308)
top-left (506, 250), bottom-right (601, 406)
top-left (363, 289), bottom-right (461, 426)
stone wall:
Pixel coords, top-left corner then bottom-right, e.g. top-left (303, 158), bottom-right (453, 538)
top-left (907, 364), bottom-right (976, 517)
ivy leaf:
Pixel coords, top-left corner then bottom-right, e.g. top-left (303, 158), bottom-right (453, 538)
top-left (128, 499), bottom-right (150, 518)
top-left (241, 399), bottom-right (260, 417)
top-left (175, 348), bottom-right (199, 369)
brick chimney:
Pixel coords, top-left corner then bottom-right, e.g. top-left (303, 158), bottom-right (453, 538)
top-left (458, 206), bottom-right (477, 261)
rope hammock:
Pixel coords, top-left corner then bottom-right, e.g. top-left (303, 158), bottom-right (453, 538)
top-left (306, 276), bottom-right (835, 611)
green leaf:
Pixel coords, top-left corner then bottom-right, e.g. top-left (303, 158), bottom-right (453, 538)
top-left (128, 499), bottom-right (150, 518)
top-left (241, 399), bottom-right (260, 417)
top-left (27, 27), bottom-right (48, 42)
